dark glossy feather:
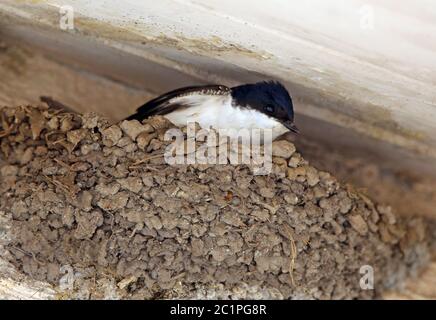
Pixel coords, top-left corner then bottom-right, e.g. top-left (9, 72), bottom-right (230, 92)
top-left (126, 84), bottom-right (230, 121)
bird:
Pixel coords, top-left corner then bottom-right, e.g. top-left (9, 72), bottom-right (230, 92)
top-left (126, 81), bottom-right (299, 141)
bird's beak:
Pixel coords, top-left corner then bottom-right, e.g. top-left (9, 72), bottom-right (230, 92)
top-left (281, 120), bottom-right (300, 134)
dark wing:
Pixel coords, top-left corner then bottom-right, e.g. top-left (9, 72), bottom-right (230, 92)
top-left (126, 85), bottom-right (230, 121)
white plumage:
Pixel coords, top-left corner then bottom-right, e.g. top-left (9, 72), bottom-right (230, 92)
top-left (163, 94), bottom-right (288, 140)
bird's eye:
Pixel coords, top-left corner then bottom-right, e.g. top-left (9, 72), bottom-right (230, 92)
top-left (265, 104), bottom-right (275, 113)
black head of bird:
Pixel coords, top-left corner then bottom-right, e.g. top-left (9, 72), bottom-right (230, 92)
top-left (230, 81), bottom-right (299, 134)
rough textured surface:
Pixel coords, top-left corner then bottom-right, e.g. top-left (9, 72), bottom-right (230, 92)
top-left (0, 105), bottom-right (432, 299)
top-left (295, 135), bottom-right (436, 221)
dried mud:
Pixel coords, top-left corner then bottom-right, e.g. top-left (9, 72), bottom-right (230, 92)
top-left (0, 105), bottom-right (431, 299)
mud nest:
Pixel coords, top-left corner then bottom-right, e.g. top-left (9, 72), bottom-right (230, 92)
top-left (0, 105), bottom-right (431, 299)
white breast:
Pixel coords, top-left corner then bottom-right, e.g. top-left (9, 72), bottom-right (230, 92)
top-left (163, 94), bottom-right (288, 140)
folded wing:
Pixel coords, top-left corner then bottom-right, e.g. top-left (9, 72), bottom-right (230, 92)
top-left (126, 85), bottom-right (230, 121)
